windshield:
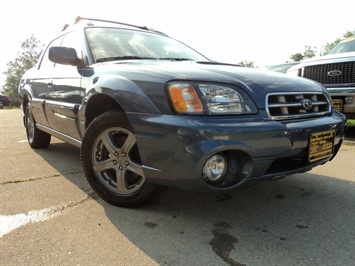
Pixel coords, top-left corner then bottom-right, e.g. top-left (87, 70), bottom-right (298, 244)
top-left (328, 37), bottom-right (355, 54)
top-left (85, 28), bottom-right (208, 62)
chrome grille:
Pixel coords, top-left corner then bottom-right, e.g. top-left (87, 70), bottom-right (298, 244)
top-left (266, 92), bottom-right (331, 120)
top-left (303, 62), bottom-right (355, 84)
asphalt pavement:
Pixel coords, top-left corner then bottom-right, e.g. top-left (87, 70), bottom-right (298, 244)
top-left (1, 109), bottom-right (354, 266)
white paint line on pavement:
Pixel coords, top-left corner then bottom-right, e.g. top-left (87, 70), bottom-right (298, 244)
top-left (0, 204), bottom-right (70, 237)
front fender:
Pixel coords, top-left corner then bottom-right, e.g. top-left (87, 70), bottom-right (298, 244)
top-left (84, 74), bottom-right (161, 114)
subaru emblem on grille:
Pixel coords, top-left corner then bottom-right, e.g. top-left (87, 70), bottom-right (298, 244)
top-left (327, 70), bottom-right (342, 77)
top-left (302, 99), bottom-right (313, 110)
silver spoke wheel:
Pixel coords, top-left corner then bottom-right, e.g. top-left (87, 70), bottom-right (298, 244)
top-left (92, 127), bottom-right (145, 195)
top-left (27, 110), bottom-right (35, 143)
top-left (24, 104), bottom-right (51, 149)
top-left (81, 111), bottom-right (162, 207)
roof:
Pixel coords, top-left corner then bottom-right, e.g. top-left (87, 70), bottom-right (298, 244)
top-left (61, 16), bottom-right (166, 36)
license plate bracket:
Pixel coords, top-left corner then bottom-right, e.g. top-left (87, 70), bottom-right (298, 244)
top-left (332, 99), bottom-right (343, 112)
top-left (308, 130), bottom-right (335, 163)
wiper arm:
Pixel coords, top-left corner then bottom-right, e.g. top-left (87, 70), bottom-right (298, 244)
top-left (96, 56), bottom-right (155, 63)
top-left (158, 57), bottom-right (193, 61)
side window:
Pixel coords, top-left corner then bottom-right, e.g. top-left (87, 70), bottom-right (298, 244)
top-left (39, 36), bottom-right (64, 70)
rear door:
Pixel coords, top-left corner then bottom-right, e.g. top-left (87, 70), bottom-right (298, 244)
top-left (27, 36), bottom-right (64, 128)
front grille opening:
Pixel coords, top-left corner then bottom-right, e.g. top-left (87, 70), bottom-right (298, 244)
top-left (265, 156), bottom-right (307, 175)
top-left (267, 92), bottom-right (331, 120)
top-left (303, 62), bottom-right (355, 85)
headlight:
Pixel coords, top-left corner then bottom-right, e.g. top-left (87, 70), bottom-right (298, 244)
top-left (167, 82), bottom-right (257, 115)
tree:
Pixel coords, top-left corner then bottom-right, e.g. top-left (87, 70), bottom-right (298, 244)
top-left (2, 34), bottom-right (43, 96)
top-left (238, 60), bottom-right (255, 68)
top-left (289, 53), bottom-right (303, 62)
top-left (321, 31), bottom-right (354, 55)
top-left (290, 45), bottom-right (317, 62)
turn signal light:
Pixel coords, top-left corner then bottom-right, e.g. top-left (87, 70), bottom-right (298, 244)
top-left (168, 83), bottom-right (203, 114)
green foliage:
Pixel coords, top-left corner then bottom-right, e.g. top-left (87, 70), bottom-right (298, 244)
top-left (322, 38), bottom-right (342, 56)
top-left (238, 60), bottom-right (255, 68)
top-left (2, 34), bottom-right (43, 96)
top-left (321, 31), bottom-right (354, 55)
top-left (290, 45), bottom-right (317, 62)
top-left (289, 53), bottom-right (303, 62)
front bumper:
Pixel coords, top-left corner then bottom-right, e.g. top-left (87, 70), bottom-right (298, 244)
top-left (128, 111), bottom-right (346, 192)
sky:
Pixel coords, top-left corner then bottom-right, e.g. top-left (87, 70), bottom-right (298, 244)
top-left (0, 0), bottom-right (354, 89)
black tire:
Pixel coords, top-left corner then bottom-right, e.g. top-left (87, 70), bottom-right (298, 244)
top-left (81, 110), bottom-right (163, 208)
top-left (25, 104), bottom-right (51, 148)
top-left (0, 100), bottom-right (4, 109)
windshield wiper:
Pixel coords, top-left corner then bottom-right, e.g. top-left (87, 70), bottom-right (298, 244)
top-left (96, 56), bottom-right (155, 63)
top-left (96, 56), bottom-right (194, 63)
top-left (158, 57), bottom-right (193, 61)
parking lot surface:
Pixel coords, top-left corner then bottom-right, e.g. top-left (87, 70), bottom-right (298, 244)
top-left (1, 109), bottom-right (354, 265)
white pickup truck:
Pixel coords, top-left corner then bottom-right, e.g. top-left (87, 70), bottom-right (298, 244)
top-left (287, 36), bottom-right (355, 119)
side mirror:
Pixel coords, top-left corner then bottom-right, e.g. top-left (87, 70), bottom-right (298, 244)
top-left (49, 46), bottom-right (86, 68)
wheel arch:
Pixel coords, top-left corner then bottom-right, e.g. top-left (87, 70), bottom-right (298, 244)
top-left (84, 93), bottom-right (125, 128)
top-left (82, 74), bottom-right (161, 129)
top-left (22, 94), bottom-right (30, 113)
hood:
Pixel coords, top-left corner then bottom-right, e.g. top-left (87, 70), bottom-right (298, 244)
top-left (98, 60), bottom-right (324, 91)
top-left (293, 52), bottom-right (355, 67)
top-left (95, 60), bottom-right (326, 108)
top-left (304, 51), bottom-right (355, 62)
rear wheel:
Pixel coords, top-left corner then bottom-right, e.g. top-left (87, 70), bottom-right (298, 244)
top-left (25, 104), bottom-right (51, 148)
top-left (81, 110), bottom-right (162, 208)
top-left (0, 100), bottom-right (4, 109)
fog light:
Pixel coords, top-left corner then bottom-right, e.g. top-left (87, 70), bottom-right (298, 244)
top-left (203, 154), bottom-right (227, 182)
top-left (345, 96), bottom-right (353, 104)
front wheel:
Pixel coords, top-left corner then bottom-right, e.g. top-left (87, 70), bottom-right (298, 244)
top-left (25, 104), bottom-right (51, 148)
top-left (81, 110), bottom-right (163, 208)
